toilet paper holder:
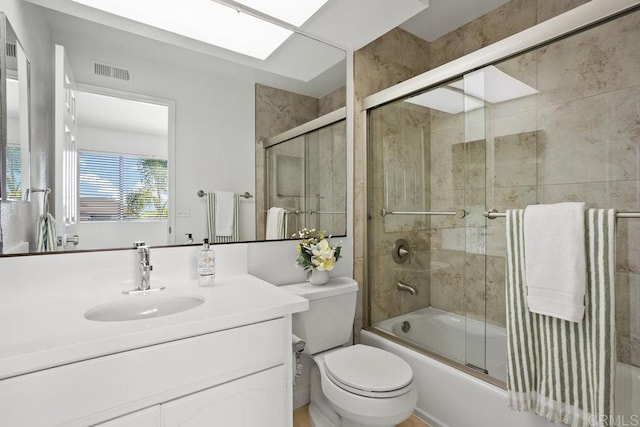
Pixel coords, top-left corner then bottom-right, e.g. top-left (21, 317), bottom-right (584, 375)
top-left (292, 334), bottom-right (305, 353)
top-left (292, 334), bottom-right (305, 381)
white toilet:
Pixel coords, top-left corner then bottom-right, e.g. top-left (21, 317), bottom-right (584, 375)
top-left (282, 277), bottom-right (417, 427)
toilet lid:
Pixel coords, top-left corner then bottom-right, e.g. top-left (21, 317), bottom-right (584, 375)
top-left (323, 345), bottom-right (413, 396)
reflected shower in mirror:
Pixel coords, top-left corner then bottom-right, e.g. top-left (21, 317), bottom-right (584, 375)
top-left (264, 111), bottom-right (346, 240)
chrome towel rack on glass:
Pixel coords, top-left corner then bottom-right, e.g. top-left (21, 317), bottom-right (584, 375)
top-left (381, 208), bottom-right (466, 219)
top-left (264, 208), bottom-right (300, 215)
top-left (483, 209), bottom-right (640, 219)
top-left (28, 187), bottom-right (52, 215)
top-left (308, 210), bottom-right (346, 215)
top-left (197, 190), bottom-right (253, 199)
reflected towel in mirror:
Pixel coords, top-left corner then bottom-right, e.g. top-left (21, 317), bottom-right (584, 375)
top-left (206, 192), bottom-right (239, 243)
top-left (36, 213), bottom-right (57, 252)
top-left (266, 207), bottom-right (286, 240)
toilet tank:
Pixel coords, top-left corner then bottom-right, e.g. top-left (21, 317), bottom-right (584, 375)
top-left (280, 277), bottom-right (358, 355)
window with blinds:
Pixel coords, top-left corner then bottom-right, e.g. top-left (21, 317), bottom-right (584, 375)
top-left (5, 145), bottom-right (22, 199)
top-left (79, 151), bottom-right (168, 221)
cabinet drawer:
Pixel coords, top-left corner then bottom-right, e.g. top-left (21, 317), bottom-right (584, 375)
top-left (162, 366), bottom-right (285, 427)
top-left (0, 318), bottom-right (284, 427)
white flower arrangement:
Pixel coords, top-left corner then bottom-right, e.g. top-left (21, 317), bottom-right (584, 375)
top-left (295, 228), bottom-right (342, 271)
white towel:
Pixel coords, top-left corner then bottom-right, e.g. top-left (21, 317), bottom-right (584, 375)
top-left (214, 191), bottom-right (235, 237)
top-left (523, 202), bottom-right (586, 322)
top-left (266, 207), bottom-right (285, 240)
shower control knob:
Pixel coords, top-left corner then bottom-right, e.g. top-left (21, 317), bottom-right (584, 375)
top-left (392, 239), bottom-right (410, 264)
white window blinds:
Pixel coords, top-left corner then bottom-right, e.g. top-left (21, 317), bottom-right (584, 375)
top-left (5, 145), bottom-right (22, 199)
top-left (79, 151), bottom-right (167, 221)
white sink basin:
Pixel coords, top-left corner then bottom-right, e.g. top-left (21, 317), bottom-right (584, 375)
top-left (85, 293), bottom-right (205, 322)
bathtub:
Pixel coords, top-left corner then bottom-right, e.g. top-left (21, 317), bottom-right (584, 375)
top-left (376, 307), bottom-right (507, 382)
top-left (363, 308), bottom-right (639, 427)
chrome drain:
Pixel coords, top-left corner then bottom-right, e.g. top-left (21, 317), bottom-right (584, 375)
top-left (401, 320), bottom-right (411, 333)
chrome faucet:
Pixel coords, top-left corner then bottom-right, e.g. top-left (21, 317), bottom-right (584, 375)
top-left (124, 243), bottom-right (164, 294)
top-left (137, 245), bottom-right (153, 291)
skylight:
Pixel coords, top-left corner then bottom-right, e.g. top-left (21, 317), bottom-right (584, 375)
top-left (406, 67), bottom-right (538, 114)
top-left (70, 0), bottom-right (293, 60)
top-left (450, 66), bottom-right (538, 104)
top-left (405, 87), bottom-right (484, 115)
top-left (235, 0), bottom-right (329, 27)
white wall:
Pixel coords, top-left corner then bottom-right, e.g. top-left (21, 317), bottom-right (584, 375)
top-left (77, 221), bottom-right (167, 251)
top-left (0, 0), bottom-right (54, 254)
top-left (51, 28), bottom-right (257, 246)
top-left (77, 125), bottom-right (167, 158)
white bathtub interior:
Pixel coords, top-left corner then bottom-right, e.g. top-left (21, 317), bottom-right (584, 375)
top-left (376, 307), bottom-right (507, 383)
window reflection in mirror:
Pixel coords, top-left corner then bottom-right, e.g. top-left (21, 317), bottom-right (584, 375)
top-left (1, 14), bottom-right (30, 202)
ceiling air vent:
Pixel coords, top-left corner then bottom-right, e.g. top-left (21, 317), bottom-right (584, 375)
top-left (5, 42), bottom-right (16, 58)
top-left (92, 61), bottom-right (131, 82)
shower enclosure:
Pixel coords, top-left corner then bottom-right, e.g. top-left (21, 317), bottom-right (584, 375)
top-left (366, 5), bottom-right (640, 409)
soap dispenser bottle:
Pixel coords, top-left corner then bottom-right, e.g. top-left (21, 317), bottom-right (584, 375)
top-left (197, 238), bottom-right (215, 286)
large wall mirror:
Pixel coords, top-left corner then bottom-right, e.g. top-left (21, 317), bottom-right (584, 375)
top-left (0, 12), bottom-right (30, 202)
top-left (0, 0), bottom-right (346, 255)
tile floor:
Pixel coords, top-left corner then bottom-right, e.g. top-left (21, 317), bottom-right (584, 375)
top-left (293, 405), bottom-right (430, 427)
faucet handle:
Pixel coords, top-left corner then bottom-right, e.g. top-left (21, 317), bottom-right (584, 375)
top-left (137, 245), bottom-right (151, 263)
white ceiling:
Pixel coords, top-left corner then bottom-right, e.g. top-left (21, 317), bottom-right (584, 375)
top-left (399, 0), bottom-right (512, 41)
top-left (302, 0), bottom-right (429, 50)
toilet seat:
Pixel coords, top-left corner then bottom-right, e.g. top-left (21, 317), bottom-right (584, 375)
top-left (322, 345), bottom-right (414, 398)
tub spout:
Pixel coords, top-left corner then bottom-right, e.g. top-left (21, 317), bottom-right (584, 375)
top-left (397, 281), bottom-right (418, 296)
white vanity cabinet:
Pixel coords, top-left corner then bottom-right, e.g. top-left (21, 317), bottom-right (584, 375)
top-left (96, 366), bottom-right (284, 427)
top-left (0, 318), bottom-right (293, 427)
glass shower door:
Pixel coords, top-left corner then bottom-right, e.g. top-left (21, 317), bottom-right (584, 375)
top-left (461, 69), bottom-right (489, 376)
top-left (367, 77), bottom-right (489, 372)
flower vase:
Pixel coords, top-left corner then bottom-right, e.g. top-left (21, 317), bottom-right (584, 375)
top-left (307, 269), bottom-right (330, 286)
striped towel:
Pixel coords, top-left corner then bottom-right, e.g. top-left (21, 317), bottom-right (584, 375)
top-left (36, 213), bottom-right (57, 252)
top-left (506, 209), bottom-right (616, 427)
top-left (206, 192), bottom-right (240, 243)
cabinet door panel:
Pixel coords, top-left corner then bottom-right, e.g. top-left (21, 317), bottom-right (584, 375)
top-left (95, 406), bottom-right (160, 427)
top-left (162, 366), bottom-right (285, 427)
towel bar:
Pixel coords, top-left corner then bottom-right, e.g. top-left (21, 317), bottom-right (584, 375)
top-left (381, 208), bottom-right (466, 219)
top-left (483, 209), bottom-right (640, 219)
top-left (197, 190), bottom-right (253, 199)
top-left (264, 208), bottom-right (300, 215)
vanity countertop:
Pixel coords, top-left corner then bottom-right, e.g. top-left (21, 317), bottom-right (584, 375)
top-left (0, 274), bottom-right (308, 380)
